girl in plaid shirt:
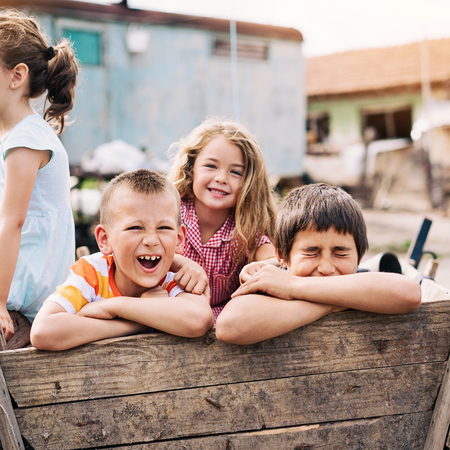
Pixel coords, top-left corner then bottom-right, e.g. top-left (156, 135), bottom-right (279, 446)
top-left (168, 118), bottom-right (278, 320)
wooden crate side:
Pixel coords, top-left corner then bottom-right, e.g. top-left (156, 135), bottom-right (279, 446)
top-left (0, 312), bottom-right (31, 352)
top-left (6, 313), bottom-right (31, 351)
top-left (3, 301), bottom-right (450, 408)
top-left (17, 362), bottom-right (444, 450)
top-left (424, 356), bottom-right (450, 449)
top-left (0, 364), bottom-right (24, 450)
top-left (107, 411), bottom-right (432, 450)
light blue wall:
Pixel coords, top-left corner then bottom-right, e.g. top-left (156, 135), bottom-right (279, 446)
top-left (38, 13), bottom-right (305, 177)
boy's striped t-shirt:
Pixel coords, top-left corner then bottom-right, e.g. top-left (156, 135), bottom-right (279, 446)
top-left (45, 252), bottom-right (183, 314)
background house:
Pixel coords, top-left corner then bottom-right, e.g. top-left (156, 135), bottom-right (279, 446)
top-left (1, 0), bottom-right (306, 179)
top-left (305, 38), bottom-right (450, 211)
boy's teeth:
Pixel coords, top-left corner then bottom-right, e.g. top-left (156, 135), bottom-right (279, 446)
top-left (139, 256), bottom-right (160, 261)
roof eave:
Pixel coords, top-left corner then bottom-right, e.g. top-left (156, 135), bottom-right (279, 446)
top-left (0, 0), bottom-right (303, 41)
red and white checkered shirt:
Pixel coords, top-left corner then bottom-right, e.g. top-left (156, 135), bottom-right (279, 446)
top-left (181, 199), bottom-right (271, 321)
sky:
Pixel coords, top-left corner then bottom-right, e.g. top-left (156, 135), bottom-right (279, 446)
top-left (103, 0), bottom-right (450, 57)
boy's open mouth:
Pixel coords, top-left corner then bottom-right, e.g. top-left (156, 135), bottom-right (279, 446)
top-left (138, 255), bottom-right (161, 269)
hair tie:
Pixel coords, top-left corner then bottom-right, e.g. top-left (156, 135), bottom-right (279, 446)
top-left (46, 46), bottom-right (55, 61)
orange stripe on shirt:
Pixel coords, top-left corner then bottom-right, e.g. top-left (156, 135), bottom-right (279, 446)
top-left (74, 258), bottom-right (101, 296)
top-left (161, 279), bottom-right (177, 294)
top-left (55, 284), bottom-right (89, 312)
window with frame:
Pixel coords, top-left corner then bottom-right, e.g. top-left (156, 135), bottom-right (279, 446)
top-left (361, 107), bottom-right (412, 140)
top-left (63, 28), bottom-right (102, 66)
top-left (213, 38), bottom-right (268, 60)
top-left (306, 113), bottom-right (331, 154)
top-left (307, 113), bottom-right (330, 144)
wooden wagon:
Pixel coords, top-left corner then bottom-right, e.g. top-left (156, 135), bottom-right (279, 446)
top-left (0, 274), bottom-right (449, 450)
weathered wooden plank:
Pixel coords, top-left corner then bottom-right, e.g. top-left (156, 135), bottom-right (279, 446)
top-left (6, 312), bottom-right (31, 351)
top-left (0, 312), bottom-right (30, 353)
top-left (0, 364), bottom-right (25, 450)
top-left (0, 324), bottom-right (6, 352)
top-left (109, 411), bottom-right (432, 450)
top-left (424, 355), bottom-right (450, 449)
top-left (2, 301), bottom-right (450, 408)
top-left (17, 362), bottom-right (443, 450)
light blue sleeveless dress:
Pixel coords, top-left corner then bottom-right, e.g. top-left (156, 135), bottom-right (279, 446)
top-left (0, 115), bottom-right (75, 322)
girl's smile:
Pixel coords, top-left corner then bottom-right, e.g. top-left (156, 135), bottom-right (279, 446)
top-left (192, 135), bottom-right (244, 220)
top-left (208, 187), bottom-right (229, 196)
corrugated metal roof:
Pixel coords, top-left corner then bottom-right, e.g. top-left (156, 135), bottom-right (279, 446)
top-left (0, 0), bottom-right (303, 41)
top-left (307, 38), bottom-right (450, 98)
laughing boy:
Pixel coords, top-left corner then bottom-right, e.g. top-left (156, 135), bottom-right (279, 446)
top-left (31, 169), bottom-right (214, 350)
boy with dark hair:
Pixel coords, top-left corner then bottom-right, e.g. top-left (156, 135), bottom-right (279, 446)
top-left (31, 169), bottom-right (214, 350)
top-left (216, 183), bottom-right (421, 345)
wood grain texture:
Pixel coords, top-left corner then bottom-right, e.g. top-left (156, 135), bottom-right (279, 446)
top-left (0, 365), bottom-right (24, 450)
top-left (2, 302), bottom-right (450, 409)
top-left (6, 312), bottom-right (30, 351)
top-left (17, 362), bottom-right (443, 449)
top-left (0, 325), bottom-right (6, 352)
top-left (424, 356), bottom-right (450, 449)
top-left (108, 411), bottom-right (432, 450)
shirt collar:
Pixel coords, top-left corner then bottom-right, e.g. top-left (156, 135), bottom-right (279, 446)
top-left (184, 198), bottom-right (235, 247)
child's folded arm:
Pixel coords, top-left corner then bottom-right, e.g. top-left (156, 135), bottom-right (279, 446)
top-left (233, 266), bottom-right (421, 314)
top-left (30, 301), bottom-right (147, 351)
top-left (78, 289), bottom-right (214, 339)
top-left (296, 272), bottom-right (421, 314)
top-left (216, 294), bottom-right (337, 345)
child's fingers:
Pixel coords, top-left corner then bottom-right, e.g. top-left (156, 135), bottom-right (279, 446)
top-left (184, 278), bottom-right (208, 296)
top-left (239, 261), bottom-right (266, 284)
top-left (175, 271), bottom-right (194, 290)
top-left (239, 269), bottom-right (251, 284)
top-left (0, 310), bottom-right (15, 341)
top-left (174, 272), bottom-right (187, 289)
top-left (232, 279), bottom-right (259, 298)
top-left (174, 268), bottom-right (209, 295)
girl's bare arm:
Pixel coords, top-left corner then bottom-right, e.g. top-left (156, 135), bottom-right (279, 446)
top-left (0, 147), bottom-right (50, 340)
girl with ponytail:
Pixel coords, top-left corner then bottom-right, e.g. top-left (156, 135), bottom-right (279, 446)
top-left (0, 9), bottom-right (79, 339)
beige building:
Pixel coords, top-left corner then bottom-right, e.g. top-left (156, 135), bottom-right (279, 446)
top-left (305, 38), bottom-right (450, 211)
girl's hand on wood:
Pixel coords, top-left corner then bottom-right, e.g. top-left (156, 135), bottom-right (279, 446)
top-left (173, 262), bottom-right (210, 299)
top-left (0, 306), bottom-right (14, 341)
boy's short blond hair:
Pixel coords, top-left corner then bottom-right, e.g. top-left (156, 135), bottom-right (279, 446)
top-left (100, 169), bottom-right (181, 227)
top-left (274, 183), bottom-right (369, 264)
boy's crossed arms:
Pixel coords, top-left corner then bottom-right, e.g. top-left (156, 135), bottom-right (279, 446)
top-left (216, 184), bottom-right (421, 345)
top-left (31, 170), bottom-right (214, 351)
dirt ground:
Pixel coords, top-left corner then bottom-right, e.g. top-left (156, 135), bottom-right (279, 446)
top-left (362, 209), bottom-right (450, 288)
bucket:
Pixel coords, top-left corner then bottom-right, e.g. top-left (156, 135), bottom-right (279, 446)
top-left (360, 252), bottom-right (402, 274)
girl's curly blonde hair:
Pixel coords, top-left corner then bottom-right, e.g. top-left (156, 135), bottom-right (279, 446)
top-left (168, 117), bottom-right (277, 268)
